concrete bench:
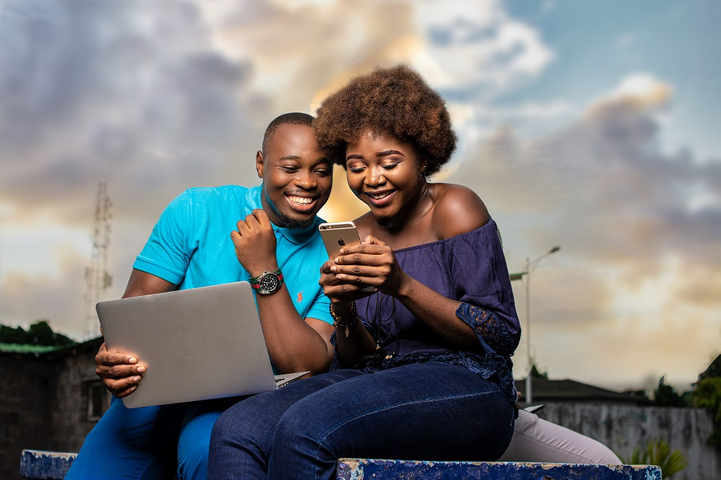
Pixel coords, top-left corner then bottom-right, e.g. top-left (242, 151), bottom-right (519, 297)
top-left (20, 450), bottom-right (662, 479)
top-left (19, 450), bottom-right (76, 480)
top-left (336, 458), bottom-right (663, 479)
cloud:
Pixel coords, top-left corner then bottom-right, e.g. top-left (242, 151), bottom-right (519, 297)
top-left (449, 73), bottom-right (721, 388)
top-left (0, 0), bottom-right (263, 227)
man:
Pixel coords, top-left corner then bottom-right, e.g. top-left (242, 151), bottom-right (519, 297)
top-left (66, 113), bottom-right (336, 480)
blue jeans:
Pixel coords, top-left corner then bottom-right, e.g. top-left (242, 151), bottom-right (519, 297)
top-left (209, 362), bottom-right (515, 480)
top-left (66, 396), bottom-right (241, 480)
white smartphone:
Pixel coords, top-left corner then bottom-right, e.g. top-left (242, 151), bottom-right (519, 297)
top-left (319, 221), bottom-right (374, 292)
top-left (319, 221), bottom-right (361, 259)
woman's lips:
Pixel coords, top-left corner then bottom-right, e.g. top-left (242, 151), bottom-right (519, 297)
top-left (363, 189), bottom-right (396, 207)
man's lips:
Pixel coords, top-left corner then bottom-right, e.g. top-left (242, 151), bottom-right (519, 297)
top-left (286, 194), bottom-right (319, 212)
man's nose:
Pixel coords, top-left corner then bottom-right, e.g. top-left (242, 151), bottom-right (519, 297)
top-left (295, 171), bottom-right (317, 189)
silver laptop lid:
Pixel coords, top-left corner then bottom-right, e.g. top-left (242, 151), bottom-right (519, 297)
top-left (96, 281), bottom-right (278, 408)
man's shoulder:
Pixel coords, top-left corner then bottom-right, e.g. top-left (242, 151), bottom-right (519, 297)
top-left (177, 185), bottom-right (260, 208)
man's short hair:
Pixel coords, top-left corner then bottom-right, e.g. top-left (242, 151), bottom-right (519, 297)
top-left (262, 112), bottom-right (314, 153)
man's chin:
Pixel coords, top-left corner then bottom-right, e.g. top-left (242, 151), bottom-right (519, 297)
top-left (278, 213), bottom-right (315, 230)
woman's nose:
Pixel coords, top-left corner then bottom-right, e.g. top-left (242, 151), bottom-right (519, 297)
top-left (365, 167), bottom-right (385, 186)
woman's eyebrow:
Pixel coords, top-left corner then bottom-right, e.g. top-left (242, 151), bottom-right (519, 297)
top-left (376, 149), bottom-right (404, 158)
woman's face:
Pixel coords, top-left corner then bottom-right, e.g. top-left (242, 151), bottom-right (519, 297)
top-left (344, 129), bottom-right (426, 223)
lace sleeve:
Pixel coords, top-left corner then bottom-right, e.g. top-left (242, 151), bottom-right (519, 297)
top-left (456, 302), bottom-right (519, 357)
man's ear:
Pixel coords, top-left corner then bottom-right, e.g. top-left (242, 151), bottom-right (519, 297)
top-left (256, 150), bottom-right (264, 178)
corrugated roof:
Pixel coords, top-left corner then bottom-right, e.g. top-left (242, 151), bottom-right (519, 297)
top-left (0, 343), bottom-right (66, 354)
top-left (516, 378), bottom-right (651, 405)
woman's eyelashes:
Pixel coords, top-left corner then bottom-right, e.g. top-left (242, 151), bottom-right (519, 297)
top-left (348, 161), bottom-right (400, 174)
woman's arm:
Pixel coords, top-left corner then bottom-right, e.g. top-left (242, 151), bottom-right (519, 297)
top-left (331, 185), bottom-right (518, 353)
top-left (319, 259), bottom-right (378, 363)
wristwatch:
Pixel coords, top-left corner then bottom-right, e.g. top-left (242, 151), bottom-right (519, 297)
top-left (249, 269), bottom-right (284, 295)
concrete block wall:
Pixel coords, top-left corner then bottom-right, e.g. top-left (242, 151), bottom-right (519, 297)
top-left (1, 340), bottom-right (106, 480)
top-left (539, 402), bottom-right (721, 480)
top-left (1, 356), bottom-right (52, 480)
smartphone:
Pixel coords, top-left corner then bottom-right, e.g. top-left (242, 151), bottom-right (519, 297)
top-left (319, 222), bottom-right (361, 259)
top-left (319, 222), bottom-right (374, 293)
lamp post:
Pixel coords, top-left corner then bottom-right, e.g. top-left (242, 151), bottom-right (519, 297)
top-left (510, 245), bottom-right (560, 405)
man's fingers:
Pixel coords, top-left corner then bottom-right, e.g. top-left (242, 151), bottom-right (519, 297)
top-left (97, 351), bottom-right (138, 367)
top-left (107, 377), bottom-right (141, 398)
top-left (97, 363), bottom-right (145, 378)
top-left (251, 209), bottom-right (270, 226)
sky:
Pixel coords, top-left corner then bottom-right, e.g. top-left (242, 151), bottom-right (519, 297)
top-left (1, 0), bottom-right (719, 394)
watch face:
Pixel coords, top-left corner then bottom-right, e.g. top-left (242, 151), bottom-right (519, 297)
top-left (258, 272), bottom-right (281, 294)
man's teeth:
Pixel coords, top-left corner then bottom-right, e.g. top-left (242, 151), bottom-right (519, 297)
top-left (288, 196), bottom-right (313, 205)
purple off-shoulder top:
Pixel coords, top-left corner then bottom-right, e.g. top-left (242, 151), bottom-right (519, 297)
top-left (331, 218), bottom-right (522, 401)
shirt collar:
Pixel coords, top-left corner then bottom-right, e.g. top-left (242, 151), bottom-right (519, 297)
top-left (272, 216), bottom-right (323, 246)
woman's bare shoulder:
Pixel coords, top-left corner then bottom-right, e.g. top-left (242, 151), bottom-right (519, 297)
top-left (432, 183), bottom-right (490, 239)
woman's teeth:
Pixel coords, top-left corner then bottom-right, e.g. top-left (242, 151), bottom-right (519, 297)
top-left (367, 191), bottom-right (392, 200)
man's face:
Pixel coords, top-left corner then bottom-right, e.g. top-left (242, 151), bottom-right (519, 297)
top-left (257, 123), bottom-right (333, 229)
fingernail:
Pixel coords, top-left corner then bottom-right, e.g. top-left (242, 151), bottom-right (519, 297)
top-left (128, 357), bottom-right (137, 364)
top-left (133, 376), bottom-right (141, 382)
top-left (137, 366), bottom-right (145, 373)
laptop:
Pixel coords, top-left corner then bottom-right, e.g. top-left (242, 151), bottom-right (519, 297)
top-left (96, 281), bottom-right (309, 408)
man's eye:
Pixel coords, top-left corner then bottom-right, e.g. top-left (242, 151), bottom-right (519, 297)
top-left (315, 169), bottom-right (331, 176)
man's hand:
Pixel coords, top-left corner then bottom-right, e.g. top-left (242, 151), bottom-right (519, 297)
top-left (231, 209), bottom-right (278, 276)
top-left (95, 342), bottom-right (146, 398)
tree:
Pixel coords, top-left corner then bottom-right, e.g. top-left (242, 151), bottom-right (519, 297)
top-left (529, 363), bottom-right (548, 380)
top-left (0, 320), bottom-right (76, 347)
top-left (693, 376), bottom-right (721, 447)
top-left (653, 376), bottom-right (687, 407)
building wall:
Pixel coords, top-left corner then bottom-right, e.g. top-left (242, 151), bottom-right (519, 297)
top-left (1, 340), bottom-right (107, 480)
top-left (1, 355), bottom-right (53, 480)
top-left (47, 343), bottom-right (110, 453)
top-left (539, 402), bottom-right (721, 480)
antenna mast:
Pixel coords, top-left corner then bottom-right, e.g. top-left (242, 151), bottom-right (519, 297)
top-left (83, 182), bottom-right (112, 340)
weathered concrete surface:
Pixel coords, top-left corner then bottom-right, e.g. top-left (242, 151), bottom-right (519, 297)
top-left (19, 450), bottom-right (75, 480)
top-left (336, 458), bottom-right (662, 479)
top-left (538, 403), bottom-right (720, 480)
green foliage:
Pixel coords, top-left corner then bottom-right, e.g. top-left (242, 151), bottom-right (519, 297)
top-left (692, 377), bottom-right (721, 447)
top-left (529, 363), bottom-right (548, 380)
top-left (653, 376), bottom-right (688, 407)
top-left (624, 438), bottom-right (688, 479)
top-left (0, 320), bottom-right (76, 347)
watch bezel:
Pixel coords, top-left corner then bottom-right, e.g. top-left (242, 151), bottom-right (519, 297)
top-left (250, 270), bottom-right (284, 295)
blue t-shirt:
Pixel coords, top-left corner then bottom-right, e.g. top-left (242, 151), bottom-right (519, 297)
top-left (133, 185), bottom-right (333, 326)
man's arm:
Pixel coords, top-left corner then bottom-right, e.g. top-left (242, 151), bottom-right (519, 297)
top-left (95, 269), bottom-right (178, 398)
top-left (233, 210), bottom-right (334, 374)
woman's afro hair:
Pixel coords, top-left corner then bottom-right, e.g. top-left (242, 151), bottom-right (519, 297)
top-left (313, 64), bottom-right (457, 177)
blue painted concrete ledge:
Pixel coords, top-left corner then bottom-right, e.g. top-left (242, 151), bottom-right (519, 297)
top-left (20, 450), bottom-right (76, 480)
top-left (336, 458), bottom-right (662, 480)
top-left (19, 450), bottom-right (663, 479)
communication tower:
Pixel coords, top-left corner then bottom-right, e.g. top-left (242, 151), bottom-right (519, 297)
top-left (83, 182), bottom-right (112, 339)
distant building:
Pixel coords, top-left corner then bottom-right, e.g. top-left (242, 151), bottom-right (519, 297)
top-left (0, 338), bottom-right (108, 480)
top-left (516, 378), bottom-right (652, 406)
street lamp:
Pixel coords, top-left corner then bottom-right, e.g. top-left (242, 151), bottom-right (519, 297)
top-left (510, 245), bottom-right (560, 405)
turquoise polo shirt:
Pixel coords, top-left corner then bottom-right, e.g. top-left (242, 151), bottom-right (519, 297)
top-left (133, 185), bottom-right (332, 326)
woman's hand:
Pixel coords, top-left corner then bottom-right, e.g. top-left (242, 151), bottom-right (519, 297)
top-left (320, 235), bottom-right (407, 300)
top-left (95, 342), bottom-right (146, 398)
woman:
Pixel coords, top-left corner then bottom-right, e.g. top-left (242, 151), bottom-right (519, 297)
top-left (208, 65), bottom-right (521, 479)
